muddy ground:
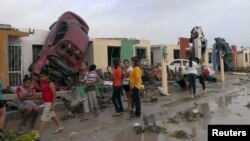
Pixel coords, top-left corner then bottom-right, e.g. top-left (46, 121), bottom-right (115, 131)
top-left (42, 74), bottom-right (250, 141)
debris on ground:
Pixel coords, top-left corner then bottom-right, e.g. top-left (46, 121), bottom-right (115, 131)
top-left (168, 110), bottom-right (204, 124)
top-left (246, 101), bottom-right (250, 108)
top-left (133, 114), bottom-right (168, 134)
top-left (167, 116), bottom-right (180, 124)
top-left (170, 130), bottom-right (189, 139)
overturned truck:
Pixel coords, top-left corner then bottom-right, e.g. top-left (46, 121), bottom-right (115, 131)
top-left (29, 11), bottom-right (89, 91)
top-left (213, 38), bottom-right (233, 71)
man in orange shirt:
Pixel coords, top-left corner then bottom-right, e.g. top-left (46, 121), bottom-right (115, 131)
top-left (112, 59), bottom-right (124, 117)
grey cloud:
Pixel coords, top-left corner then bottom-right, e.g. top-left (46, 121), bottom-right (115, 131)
top-left (0, 0), bottom-right (249, 47)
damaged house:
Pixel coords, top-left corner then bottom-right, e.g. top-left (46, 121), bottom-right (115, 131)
top-left (0, 24), bottom-right (49, 88)
top-left (85, 38), bottom-right (151, 71)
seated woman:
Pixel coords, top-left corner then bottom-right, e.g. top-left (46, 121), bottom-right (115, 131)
top-left (16, 75), bottom-right (39, 130)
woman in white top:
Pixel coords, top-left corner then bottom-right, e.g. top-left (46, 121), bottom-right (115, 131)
top-left (122, 59), bottom-right (133, 112)
top-left (185, 57), bottom-right (198, 97)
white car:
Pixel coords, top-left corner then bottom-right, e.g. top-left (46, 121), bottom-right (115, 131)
top-left (166, 59), bottom-right (215, 76)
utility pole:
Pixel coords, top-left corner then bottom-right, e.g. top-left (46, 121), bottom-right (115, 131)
top-left (219, 51), bottom-right (225, 82)
top-left (160, 45), bottom-right (169, 95)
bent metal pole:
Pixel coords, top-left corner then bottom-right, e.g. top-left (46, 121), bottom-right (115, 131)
top-left (161, 45), bottom-right (168, 94)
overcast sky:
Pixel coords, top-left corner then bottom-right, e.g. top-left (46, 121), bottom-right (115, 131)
top-left (1, 0), bottom-right (249, 47)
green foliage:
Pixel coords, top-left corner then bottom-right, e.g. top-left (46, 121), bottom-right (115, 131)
top-left (1, 130), bottom-right (20, 141)
top-left (15, 130), bottom-right (38, 141)
top-left (1, 130), bottom-right (38, 141)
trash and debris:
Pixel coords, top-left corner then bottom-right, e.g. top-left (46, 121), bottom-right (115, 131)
top-left (158, 87), bottom-right (170, 96)
top-left (170, 130), bottom-right (189, 139)
top-left (133, 114), bottom-right (168, 134)
top-left (246, 101), bottom-right (250, 108)
top-left (168, 110), bottom-right (204, 124)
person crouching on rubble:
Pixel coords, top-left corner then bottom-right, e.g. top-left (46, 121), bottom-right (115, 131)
top-left (175, 67), bottom-right (187, 90)
top-left (35, 70), bottom-right (64, 140)
top-left (79, 62), bottom-right (100, 121)
top-left (122, 59), bottom-right (134, 112)
top-left (130, 57), bottom-right (142, 118)
top-left (153, 63), bottom-right (162, 81)
top-left (16, 75), bottom-right (39, 131)
top-left (112, 59), bottom-right (124, 117)
top-left (82, 64), bottom-right (100, 118)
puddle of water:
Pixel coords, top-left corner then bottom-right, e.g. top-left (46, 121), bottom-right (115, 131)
top-left (110, 130), bottom-right (167, 141)
top-left (110, 87), bottom-right (250, 141)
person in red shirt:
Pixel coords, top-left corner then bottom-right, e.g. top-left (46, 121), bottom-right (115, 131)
top-left (36, 70), bottom-right (64, 140)
top-left (203, 66), bottom-right (210, 76)
top-left (112, 59), bottom-right (124, 117)
top-left (202, 66), bottom-right (210, 82)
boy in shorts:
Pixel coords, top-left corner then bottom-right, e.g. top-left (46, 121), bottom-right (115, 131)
top-left (36, 70), bottom-right (64, 140)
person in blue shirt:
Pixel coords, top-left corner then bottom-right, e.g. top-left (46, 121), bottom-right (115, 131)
top-left (0, 81), bottom-right (6, 138)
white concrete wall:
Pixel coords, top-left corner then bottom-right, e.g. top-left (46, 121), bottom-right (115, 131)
top-left (85, 41), bottom-right (94, 66)
top-left (151, 47), bottom-right (161, 65)
top-left (9, 29), bottom-right (49, 76)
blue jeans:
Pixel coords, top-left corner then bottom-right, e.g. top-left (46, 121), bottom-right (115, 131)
top-left (188, 73), bottom-right (197, 95)
top-left (132, 87), bottom-right (141, 116)
top-left (198, 75), bottom-right (206, 90)
top-left (112, 86), bottom-right (123, 113)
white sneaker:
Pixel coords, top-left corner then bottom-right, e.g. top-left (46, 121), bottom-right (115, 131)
top-left (53, 127), bottom-right (64, 134)
top-left (80, 98), bottom-right (85, 102)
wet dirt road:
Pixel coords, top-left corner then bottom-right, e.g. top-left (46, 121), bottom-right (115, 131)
top-left (44, 75), bottom-right (250, 141)
top-left (110, 85), bottom-right (250, 141)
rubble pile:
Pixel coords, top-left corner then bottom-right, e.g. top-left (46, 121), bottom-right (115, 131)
top-left (168, 110), bottom-right (204, 124)
top-left (133, 114), bottom-right (167, 134)
top-left (170, 130), bottom-right (189, 139)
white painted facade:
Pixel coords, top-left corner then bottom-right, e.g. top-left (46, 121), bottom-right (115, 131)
top-left (8, 29), bottom-right (49, 77)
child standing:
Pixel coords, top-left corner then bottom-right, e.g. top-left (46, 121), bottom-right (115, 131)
top-left (36, 70), bottom-right (64, 140)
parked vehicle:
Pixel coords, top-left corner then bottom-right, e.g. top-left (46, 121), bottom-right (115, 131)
top-left (167, 59), bottom-right (215, 76)
top-left (29, 11), bottom-right (89, 91)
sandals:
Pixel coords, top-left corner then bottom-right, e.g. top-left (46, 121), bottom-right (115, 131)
top-left (80, 114), bottom-right (88, 122)
top-left (94, 109), bottom-right (100, 117)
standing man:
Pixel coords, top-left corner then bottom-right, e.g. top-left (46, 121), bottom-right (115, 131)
top-left (130, 57), bottom-right (142, 118)
top-left (112, 59), bottom-right (124, 117)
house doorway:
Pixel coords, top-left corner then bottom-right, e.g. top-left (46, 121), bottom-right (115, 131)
top-left (107, 46), bottom-right (121, 66)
